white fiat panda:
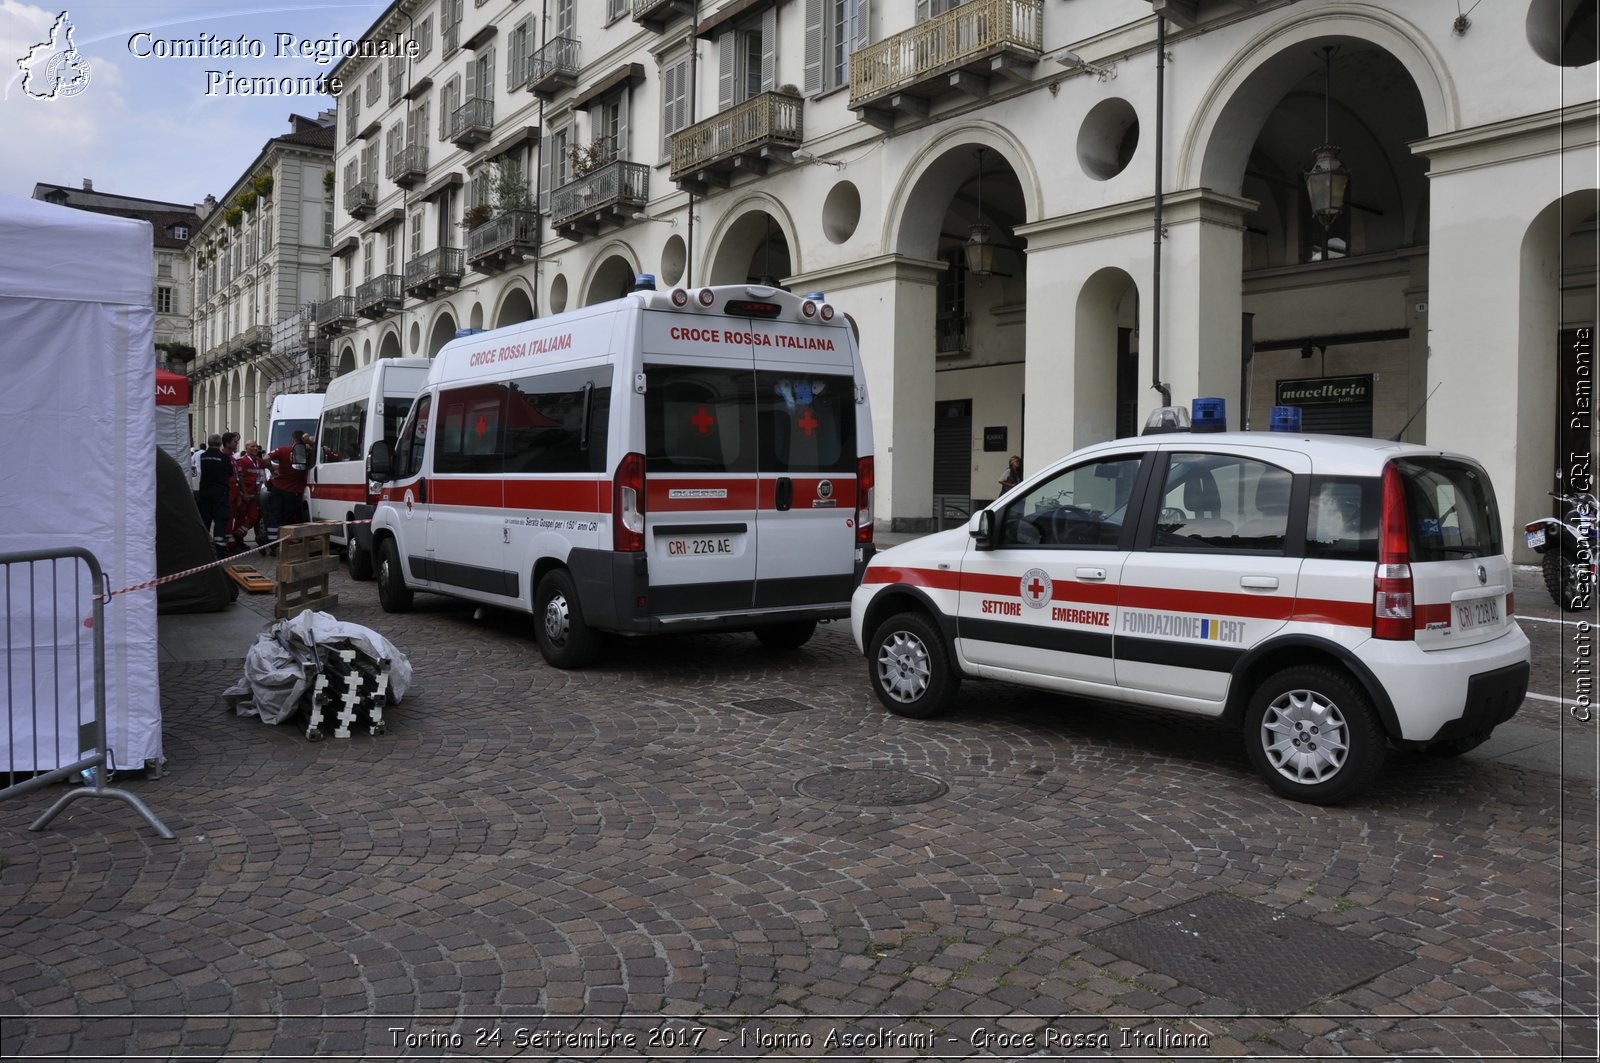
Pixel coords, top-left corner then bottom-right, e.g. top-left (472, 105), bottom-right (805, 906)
top-left (851, 413), bottom-right (1531, 805)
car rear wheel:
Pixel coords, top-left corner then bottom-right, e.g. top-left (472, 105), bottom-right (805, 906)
top-left (867, 611), bottom-right (959, 719)
top-left (753, 620), bottom-right (817, 651)
top-left (1244, 665), bottom-right (1385, 805)
top-left (535, 569), bottom-right (599, 669)
top-left (376, 538), bottom-right (412, 613)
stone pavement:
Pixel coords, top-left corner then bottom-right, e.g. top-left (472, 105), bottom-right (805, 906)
top-left (0, 547), bottom-right (1595, 1061)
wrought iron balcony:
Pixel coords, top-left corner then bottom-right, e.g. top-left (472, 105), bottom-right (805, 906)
top-left (343, 180), bottom-right (377, 218)
top-left (403, 247), bottom-right (466, 298)
top-left (550, 160), bottom-right (649, 240)
top-left (315, 296), bottom-right (357, 336)
top-left (849, 0), bottom-right (1042, 129)
top-left (448, 96), bottom-right (494, 149)
top-left (525, 36), bottom-right (579, 98)
top-left (387, 144), bottom-right (429, 188)
top-left (240, 324), bottom-right (272, 354)
top-left (355, 275), bottom-right (403, 319)
top-left (671, 90), bottom-right (803, 194)
top-left (632, 0), bottom-right (693, 31)
top-left (467, 210), bottom-right (539, 274)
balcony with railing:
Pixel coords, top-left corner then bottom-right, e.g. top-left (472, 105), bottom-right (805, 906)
top-left (525, 36), bottom-right (579, 98)
top-left (387, 143), bottom-right (429, 188)
top-left (670, 90), bottom-right (803, 195)
top-left (404, 247), bottom-right (466, 299)
top-left (551, 159), bottom-right (649, 240)
top-left (316, 295), bottom-right (357, 335)
top-left (355, 275), bottom-right (403, 319)
top-left (632, 0), bottom-right (693, 31)
top-left (467, 210), bottom-right (539, 274)
top-left (448, 96), bottom-right (494, 149)
top-left (849, 0), bottom-right (1042, 129)
top-left (343, 180), bottom-right (377, 218)
top-left (239, 324), bottom-right (272, 354)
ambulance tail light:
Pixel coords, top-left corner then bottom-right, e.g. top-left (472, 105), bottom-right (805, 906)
top-left (697, 288), bottom-right (716, 308)
top-left (671, 288), bottom-right (689, 308)
top-left (1373, 462), bottom-right (1414, 640)
top-left (614, 452), bottom-right (646, 553)
top-left (856, 456), bottom-right (874, 544)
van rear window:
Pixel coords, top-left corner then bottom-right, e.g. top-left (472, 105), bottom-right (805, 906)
top-left (645, 366), bottom-right (756, 473)
top-left (758, 372), bottom-right (857, 474)
top-left (1393, 457), bottom-right (1502, 561)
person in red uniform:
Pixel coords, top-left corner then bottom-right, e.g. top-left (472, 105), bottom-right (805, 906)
top-left (229, 440), bottom-right (268, 549)
top-left (265, 430), bottom-right (314, 551)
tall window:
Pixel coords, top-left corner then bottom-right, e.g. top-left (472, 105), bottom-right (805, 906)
top-left (363, 238), bottom-right (374, 282)
top-left (414, 13), bottom-right (433, 59)
top-left (556, 0), bottom-right (574, 38)
top-left (384, 228), bottom-right (397, 275)
top-left (410, 209), bottom-right (425, 257)
top-left (388, 55), bottom-right (404, 104)
top-left (717, 9), bottom-right (775, 110)
top-left (660, 55), bottom-right (689, 160)
top-left (508, 18), bottom-right (531, 90)
top-left (606, 0), bottom-right (627, 22)
top-left (157, 286), bottom-right (173, 314)
top-left (442, 0), bottom-right (462, 56)
top-left (365, 65), bottom-right (382, 106)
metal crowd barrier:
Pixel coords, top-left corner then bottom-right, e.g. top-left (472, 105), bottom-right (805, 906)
top-left (1, 548), bottom-right (173, 839)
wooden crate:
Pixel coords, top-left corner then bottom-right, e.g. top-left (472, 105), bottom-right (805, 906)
top-left (275, 522), bottom-right (340, 618)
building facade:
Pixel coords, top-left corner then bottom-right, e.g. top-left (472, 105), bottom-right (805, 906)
top-left (31, 180), bottom-right (199, 368)
top-left (323, 0), bottom-right (1598, 554)
top-left (186, 113), bottom-right (338, 443)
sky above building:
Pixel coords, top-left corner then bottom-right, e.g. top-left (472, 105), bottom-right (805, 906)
top-left (1, 0), bottom-right (389, 208)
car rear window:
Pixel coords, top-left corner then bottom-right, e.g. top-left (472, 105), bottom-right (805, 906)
top-left (1393, 457), bottom-right (1502, 561)
top-left (1305, 475), bottom-right (1379, 561)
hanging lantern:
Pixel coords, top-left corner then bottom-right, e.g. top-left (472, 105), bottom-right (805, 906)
top-left (1302, 46), bottom-right (1350, 232)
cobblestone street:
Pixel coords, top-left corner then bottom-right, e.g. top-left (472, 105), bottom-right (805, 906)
top-left (1, 560), bottom-right (1596, 1060)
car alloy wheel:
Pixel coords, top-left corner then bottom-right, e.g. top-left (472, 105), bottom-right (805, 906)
top-left (1258, 688), bottom-right (1350, 785)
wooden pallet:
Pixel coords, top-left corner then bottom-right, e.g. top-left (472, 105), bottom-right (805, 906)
top-left (226, 562), bottom-right (273, 593)
top-left (274, 522), bottom-right (340, 618)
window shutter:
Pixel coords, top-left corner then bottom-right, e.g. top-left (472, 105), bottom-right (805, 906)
top-left (557, 0), bottom-right (573, 38)
top-left (857, 0), bottom-right (872, 52)
top-left (662, 60), bottom-right (686, 159)
top-left (803, 0), bottom-right (823, 95)
top-left (760, 7), bottom-right (777, 93)
top-left (915, 0), bottom-right (929, 21)
top-left (465, 54), bottom-right (478, 100)
top-left (717, 30), bottom-right (735, 111)
top-left (538, 130), bottom-right (552, 213)
top-left (617, 88), bottom-right (630, 159)
top-left (483, 48), bottom-right (494, 100)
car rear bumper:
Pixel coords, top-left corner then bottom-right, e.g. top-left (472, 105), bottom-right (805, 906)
top-left (1360, 624), bottom-right (1533, 742)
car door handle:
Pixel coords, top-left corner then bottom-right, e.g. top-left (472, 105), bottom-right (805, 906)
top-left (1075, 567), bottom-right (1107, 581)
top-left (1241, 575), bottom-right (1279, 590)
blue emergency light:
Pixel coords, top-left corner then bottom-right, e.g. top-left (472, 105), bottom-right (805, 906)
top-left (454, 327), bottom-right (488, 338)
top-left (1269, 405), bottom-right (1303, 432)
top-left (633, 274), bottom-right (658, 291)
top-left (1191, 397), bottom-right (1227, 433)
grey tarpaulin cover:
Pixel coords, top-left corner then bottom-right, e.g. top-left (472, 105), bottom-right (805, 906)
top-left (225, 610), bottom-right (412, 725)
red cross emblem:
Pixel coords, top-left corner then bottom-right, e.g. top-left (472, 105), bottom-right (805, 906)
top-left (1019, 568), bottom-right (1052, 609)
top-left (475, 414), bottom-right (488, 439)
top-left (690, 405), bottom-right (716, 435)
top-left (797, 408), bottom-right (819, 437)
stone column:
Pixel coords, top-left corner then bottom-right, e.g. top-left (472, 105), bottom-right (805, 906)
top-left (791, 254), bottom-right (945, 532)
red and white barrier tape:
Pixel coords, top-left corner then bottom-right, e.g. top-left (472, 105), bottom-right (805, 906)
top-left (100, 521), bottom-right (372, 603)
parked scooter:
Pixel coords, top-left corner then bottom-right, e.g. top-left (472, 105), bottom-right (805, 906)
top-left (1525, 485), bottom-right (1599, 612)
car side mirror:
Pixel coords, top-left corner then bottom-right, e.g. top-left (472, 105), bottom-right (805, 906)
top-left (969, 509), bottom-right (995, 550)
top-left (367, 440), bottom-right (393, 482)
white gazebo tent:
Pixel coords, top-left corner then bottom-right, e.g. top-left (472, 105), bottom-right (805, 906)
top-left (0, 193), bottom-right (161, 773)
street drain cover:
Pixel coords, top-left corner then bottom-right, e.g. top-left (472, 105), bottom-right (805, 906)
top-left (733, 697), bottom-right (811, 715)
top-left (796, 767), bottom-right (949, 806)
top-left (1084, 892), bottom-right (1409, 1013)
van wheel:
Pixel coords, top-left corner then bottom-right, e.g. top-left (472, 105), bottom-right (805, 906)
top-left (867, 612), bottom-right (959, 719)
top-left (1244, 665), bottom-right (1385, 805)
top-left (535, 569), bottom-right (599, 669)
top-left (346, 524), bottom-right (374, 581)
top-left (376, 538), bottom-right (412, 613)
top-left (754, 620), bottom-right (817, 651)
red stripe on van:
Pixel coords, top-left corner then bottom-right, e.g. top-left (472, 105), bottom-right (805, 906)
top-left (309, 482), bottom-right (369, 504)
top-left (758, 477), bottom-right (858, 509)
top-left (502, 479), bottom-right (607, 513)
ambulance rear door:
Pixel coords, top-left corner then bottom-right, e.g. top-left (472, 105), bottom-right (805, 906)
top-left (751, 320), bottom-right (861, 612)
top-left (638, 311), bottom-right (760, 618)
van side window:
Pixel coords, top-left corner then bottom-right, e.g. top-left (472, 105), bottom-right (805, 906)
top-left (393, 393), bottom-right (431, 479)
top-left (757, 373), bottom-right (856, 474)
top-left (504, 379), bottom-right (612, 474)
top-left (644, 365), bottom-right (755, 473)
top-left (320, 400), bottom-right (366, 462)
top-left (437, 384), bottom-right (507, 475)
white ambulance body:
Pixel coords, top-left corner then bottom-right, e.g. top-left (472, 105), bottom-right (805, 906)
top-left (367, 283), bottom-right (874, 667)
top-left (306, 357), bottom-right (429, 578)
top-left (265, 393), bottom-right (323, 453)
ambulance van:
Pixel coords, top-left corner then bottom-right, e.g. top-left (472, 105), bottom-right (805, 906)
top-left (306, 357), bottom-right (430, 579)
top-left (365, 281), bottom-right (875, 668)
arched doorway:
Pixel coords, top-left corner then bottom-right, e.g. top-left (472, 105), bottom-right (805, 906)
top-left (496, 285), bottom-right (535, 328)
top-left (377, 330), bottom-right (402, 360)
top-left (427, 311), bottom-right (458, 357)
top-left (584, 253), bottom-right (638, 306)
top-left (1076, 268), bottom-right (1141, 444)
top-left (335, 344), bottom-right (356, 378)
top-left (705, 205), bottom-right (793, 286)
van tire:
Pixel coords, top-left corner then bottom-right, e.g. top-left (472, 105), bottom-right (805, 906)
top-left (535, 569), bottom-right (599, 669)
top-left (867, 612), bottom-right (959, 719)
top-left (754, 620), bottom-right (817, 651)
top-left (376, 538), bottom-right (412, 613)
top-left (346, 524), bottom-right (374, 581)
top-left (1244, 665), bottom-right (1385, 805)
